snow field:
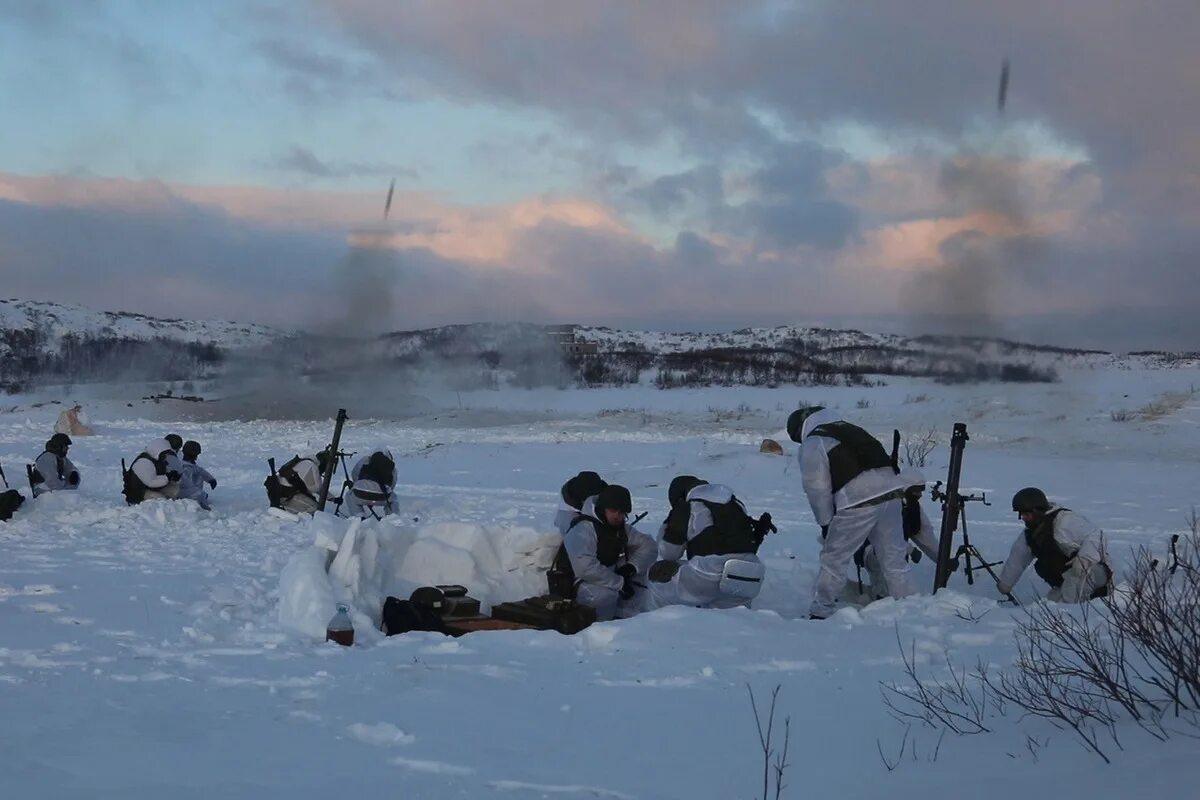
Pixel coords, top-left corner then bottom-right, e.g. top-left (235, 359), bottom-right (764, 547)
top-left (2, 369), bottom-right (1200, 798)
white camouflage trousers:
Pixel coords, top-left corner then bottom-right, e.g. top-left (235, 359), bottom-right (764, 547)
top-left (812, 498), bottom-right (913, 619)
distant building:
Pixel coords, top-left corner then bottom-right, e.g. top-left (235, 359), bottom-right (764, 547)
top-left (545, 324), bottom-right (598, 355)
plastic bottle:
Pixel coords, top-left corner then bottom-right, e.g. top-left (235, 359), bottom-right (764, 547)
top-left (326, 603), bottom-right (354, 646)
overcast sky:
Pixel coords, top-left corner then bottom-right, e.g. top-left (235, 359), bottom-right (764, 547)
top-left (1, 1), bottom-right (1197, 350)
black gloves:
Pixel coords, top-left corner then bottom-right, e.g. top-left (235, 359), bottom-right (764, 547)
top-left (909, 548), bottom-right (922, 564)
top-left (753, 512), bottom-right (777, 538)
top-left (648, 560), bottom-right (680, 583)
top-left (155, 458), bottom-right (168, 475)
top-left (209, 479), bottom-right (218, 489)
top-left (820, 524), bottom-right (829, 539)
top-left (68, 472), bottom-right (80, 486)
top-left (616, 563), bottom-right (637, 599)
top-left (167, 470), bottom-right (181, 482)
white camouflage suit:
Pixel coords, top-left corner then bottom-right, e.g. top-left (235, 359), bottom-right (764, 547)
top-left (343, 449), bottom-right (396, 518)
top-left (130, 440), bottom-right (179, 500)
top-left (799, 409), bottom-right (915, 618)
top-left (31, 450), bottom-right (81, 496)
top-left (562, 497), bottom-right (657, 621)
top-left (279, 456), bottom-right (324, 514)
top-left (860, 472), bottom-right (939, 600)
top-left (997, 507), bottom-right (1110, 602)
top-left (645, 483), bottom-right (765, 611)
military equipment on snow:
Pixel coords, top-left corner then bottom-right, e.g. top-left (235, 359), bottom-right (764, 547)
top-left (316, 408), bottom-right (348, 512)
top-left (0, 461), bottom-right (23, 522)
top-left (933, 423), bottom-right (968, 590)
top-left (931, 423), bottom-right (1017, 603)
top-left (490, 595), bottom-right (597, 635)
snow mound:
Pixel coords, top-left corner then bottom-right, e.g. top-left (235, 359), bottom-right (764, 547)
top-left (278, 516), bottom-right (561, 640)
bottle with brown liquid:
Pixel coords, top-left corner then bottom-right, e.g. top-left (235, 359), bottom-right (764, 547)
top-left (326, 603), bottom-right (354, 646)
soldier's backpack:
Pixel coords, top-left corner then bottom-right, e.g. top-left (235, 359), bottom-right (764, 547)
top-left (121, 454), bottom-right (158, 505)
top-left (381, 595), bottom-right (447, 636)
top-left (0, 489), bottom-right (23, 521)
top-left (686, 495), bottom-right (775, 558)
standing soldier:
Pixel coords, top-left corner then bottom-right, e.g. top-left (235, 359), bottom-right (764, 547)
top-left (787, 406), bottom-right (915, 619)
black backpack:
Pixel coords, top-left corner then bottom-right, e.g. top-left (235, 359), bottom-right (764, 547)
top-left (687, 495), bottom-right (774, 558)
top-left (0, 489), bottom-right (23, 521)
top-left (382, 596), bottom-right (448, 636)
top-left (810, 422), bottom-right (894, 493)
top-left (121, 453), bottom-right (160, 505)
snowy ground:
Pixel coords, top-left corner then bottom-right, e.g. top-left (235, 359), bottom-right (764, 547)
top-left (2, 369), bottom-right (1200, 798)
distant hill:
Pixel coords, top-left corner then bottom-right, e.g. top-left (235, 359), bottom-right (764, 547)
top-left (3, 298), bottom-right (1197, 392)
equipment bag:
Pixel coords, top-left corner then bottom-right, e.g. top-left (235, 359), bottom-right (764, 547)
top-left (381, 596), bottom-right (447, 636)
top-left (0, 489), bottom-right (23, 521)
top-left (490, 595), bottom-right (596, 635)
top-left (717, 559), bottom-right (766, 601)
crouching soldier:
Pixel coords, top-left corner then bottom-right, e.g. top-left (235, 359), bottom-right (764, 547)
top-left (344, 449), bottom-right (396, 519)
top-left (30, 433), bottom-right (81, 496)
top-left (998, 487), bottom-right (1112, 602)
top-left (645, 476), bottom-right (776, 611)
top-left (177, 441), bottom-right (217, 510)
top-left (266, 452), bottom-right (330, 514)
top-left (122, 440), bottom-right (180, 503)
top-left (553, 470), bottom-right (608, 535)
top-left (552, 484), bottom-right (656, 621)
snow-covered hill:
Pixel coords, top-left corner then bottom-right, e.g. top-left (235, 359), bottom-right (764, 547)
top-left (4, 298), bottom-right (1199, 391)
top-left (0, 298), bottom-right (282, 352)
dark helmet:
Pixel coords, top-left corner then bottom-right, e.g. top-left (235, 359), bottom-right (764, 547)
top-left (365, 451), bottom-right (395, 487)
top-left (595, 484), bottom-right (632, 516)
top-left (47, 432), bottom-right (72, 453)
top-left (562, 471), bottom-right (607, 510)
top-left (786, 406), bottom-right (824, 443)
top-left (668, 475), bottom-right (707, 507)
top-left (165, 433), bottom-right (183, 452)
top-left (182, 440), bottom-right (202, 460)
top-left (1012, 487), bottom-right (1050, 513)
top-left (409, 586), bottom-right (445, 611)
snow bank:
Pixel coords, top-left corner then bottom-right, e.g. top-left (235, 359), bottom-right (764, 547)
top-left (278, 515), bottom-right (561, 640)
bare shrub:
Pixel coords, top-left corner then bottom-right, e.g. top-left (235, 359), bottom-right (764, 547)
top-left (1110, 409), bottom-right (1133, 422)
top-left (881, 629), bottom-right (996, 736)
top-left (902, 428), bottom-right (939, 468)
top-left (881, 530), bottom-right (1200, 763)
top-left (856, 397), bottom-right (871, 409)
top-left (747, 684), bottom-right (791, 800)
